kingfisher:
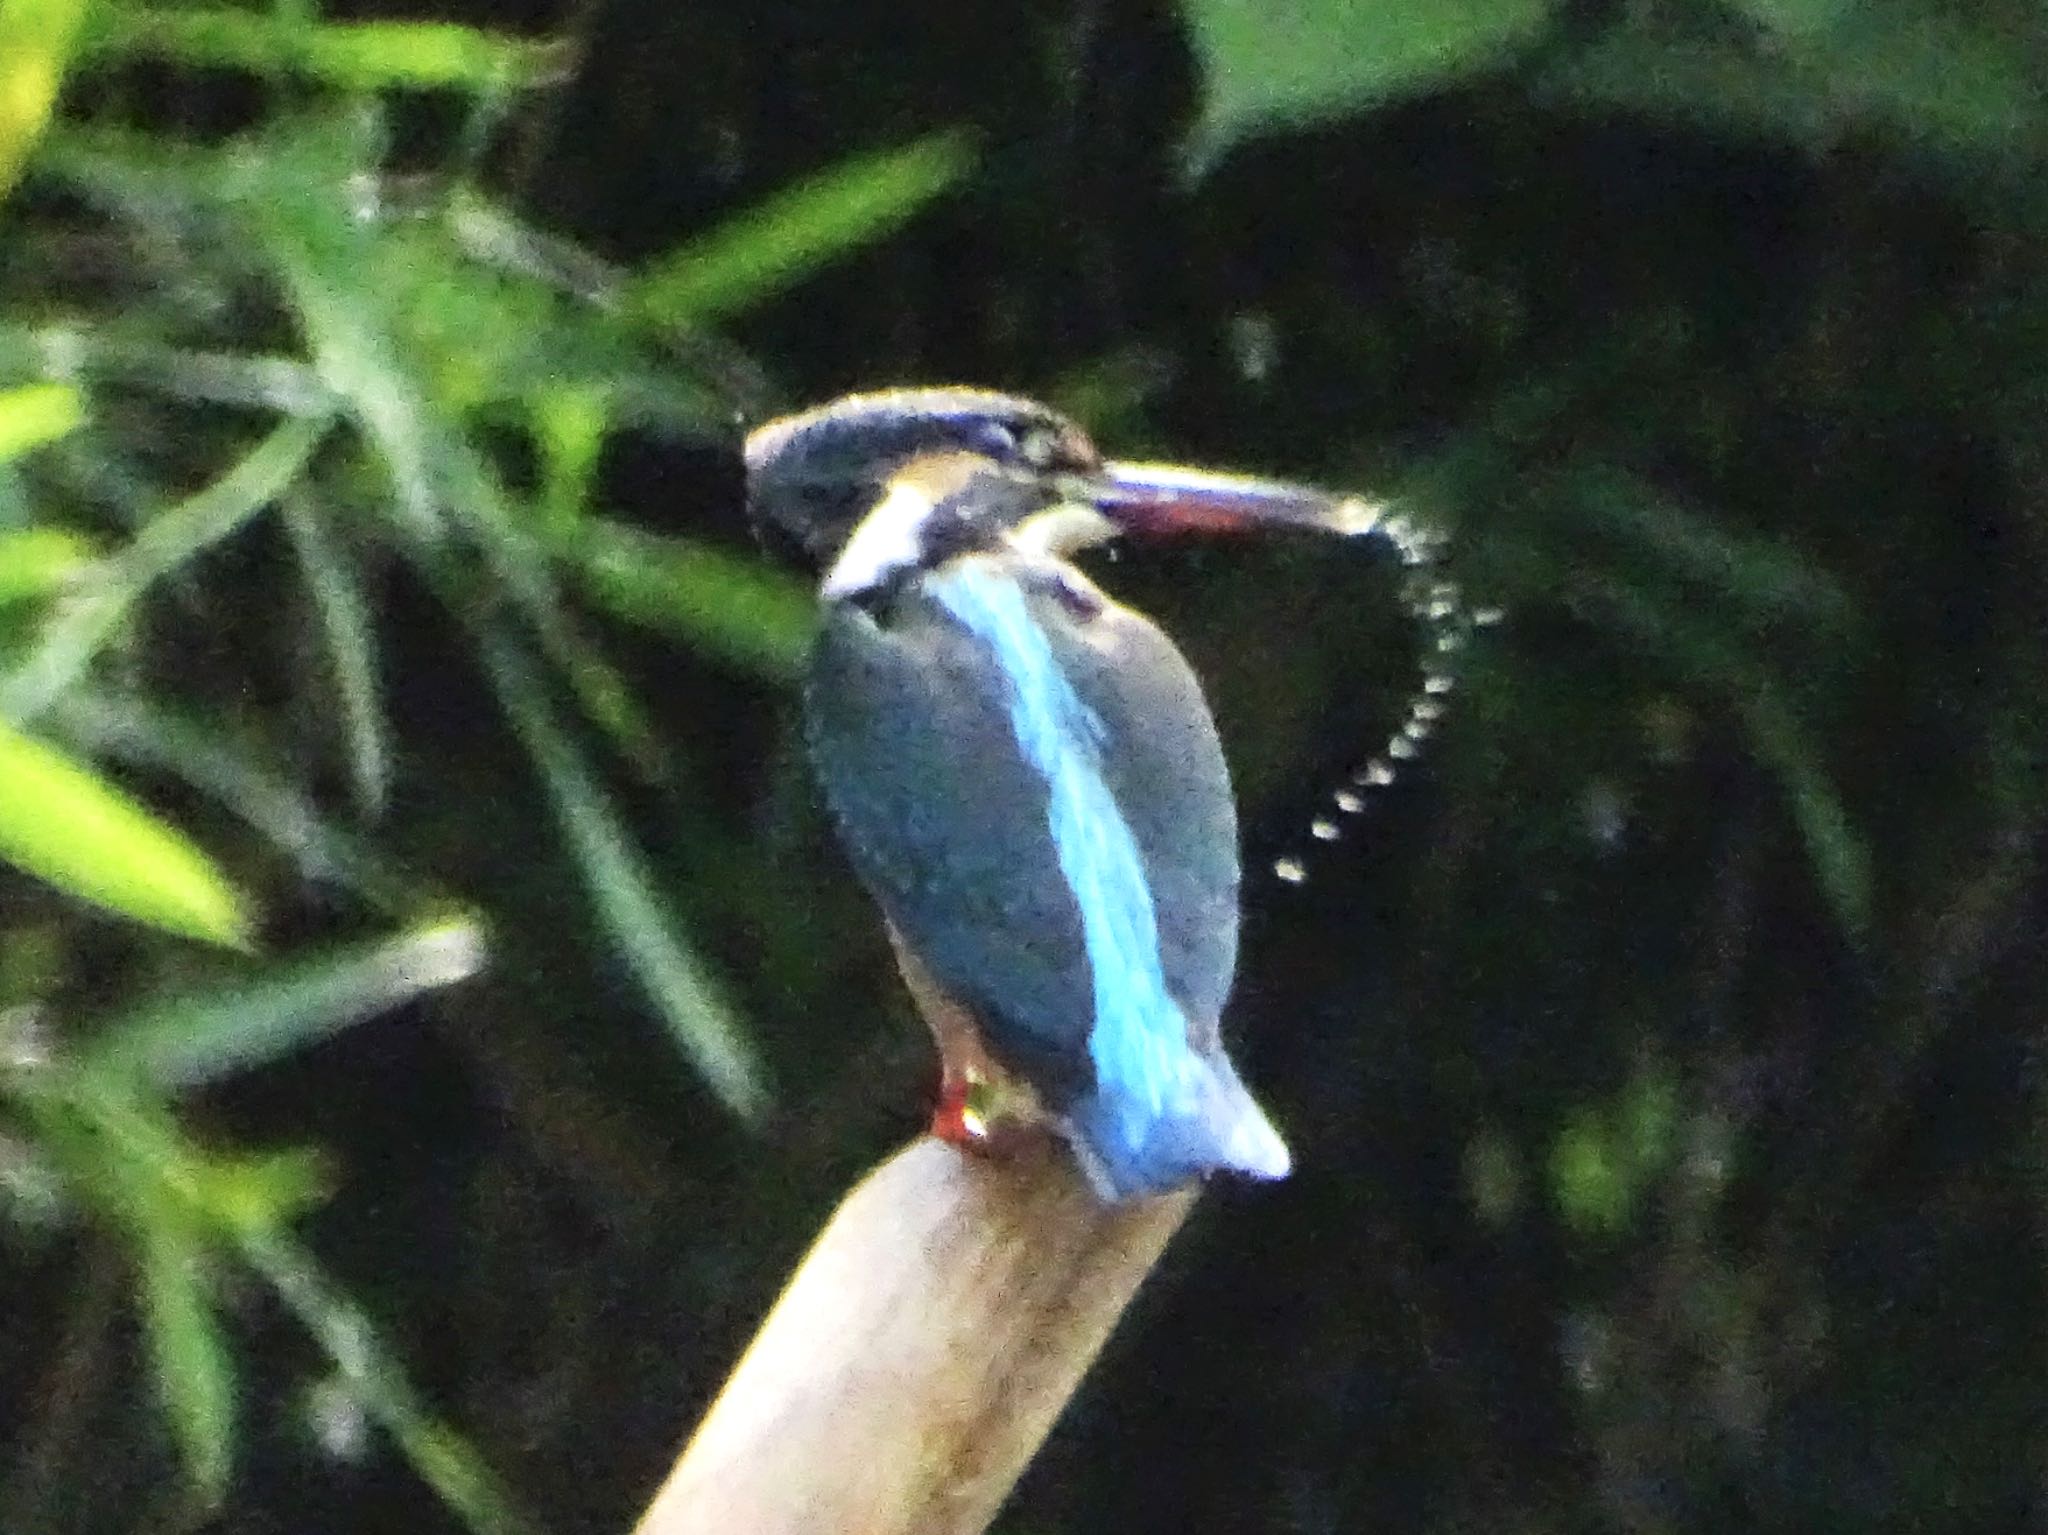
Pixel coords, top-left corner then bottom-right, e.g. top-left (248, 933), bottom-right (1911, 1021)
top-left (746, 388), bottom-right (1442, 1202)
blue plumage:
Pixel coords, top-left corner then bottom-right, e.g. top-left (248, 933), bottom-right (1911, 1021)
top-left (748, 389), bottom-right (1300, 1203)
top-left (806, 550), bottom-right (1288, 1201)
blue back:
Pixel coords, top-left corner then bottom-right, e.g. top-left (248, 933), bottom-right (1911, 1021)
top-left (807, 550), bottom-right (1286, 1196)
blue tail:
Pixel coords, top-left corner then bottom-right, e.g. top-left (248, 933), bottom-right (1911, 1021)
top-left (1061, 1050), bottom-right (1291, 1202)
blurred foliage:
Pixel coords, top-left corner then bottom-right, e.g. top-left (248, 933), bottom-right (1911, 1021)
top-left (1, 1), bottom-right (2041, 1534)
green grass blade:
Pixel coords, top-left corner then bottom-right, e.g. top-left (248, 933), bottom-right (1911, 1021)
top-left (0, 0), bottom-right (89, 202)
top-left (1739, 690), bottom-right (1874, 941)
top-left (6, 1070), bottom-right (240, 1509)
top-left (282, 494), bottom-right (390, 815)
top-left (630, 132), bottom-right (976, 327)
top-left (83, 915), bottom-right (488, 1089)
top-left (12, 1070), bottom-right (524, 1532)
top-left (1539, 17), bottom-right (2048, 160)
top-left (0, 716), bottom-right (253, 947)
top-left (435, 443), bottom-right (666, 770)
top-left (1574, 468), bottom-right (1855, 633)
top-left (234, 1226), bottom-right (542, 1535)
top-left (265, 230), bottom-right (442, 542)
top-left (136, 1212), bottom-right (237, 1512)
top-left (1578, 571), bottom-right (1872, 940)
top-left (52, 689), bottom-right (420, 913)
top-left (563, 519), bottom-right (814, 683)
top-left (1182, 0), bottom-right (1555, 170)
top-left (0, 382), bottom-right (84, 461)
top-left (83, 7), bottom-right (571, 93)
top-left (1, 413), bottom-right (328, 722)
top-left (0, 526), bottom-right (96, 607)
top-left (0, 322), bottom-right (337, 415)
top-left (479, 626), bottom-right (769, 1122)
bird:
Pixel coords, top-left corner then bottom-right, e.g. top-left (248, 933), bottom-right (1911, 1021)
top-left (744, 387), bottom-right (1444, 1202)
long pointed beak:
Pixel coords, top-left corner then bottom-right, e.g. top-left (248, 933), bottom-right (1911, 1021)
top-left (1085, 461), bottom-right (1389, 540)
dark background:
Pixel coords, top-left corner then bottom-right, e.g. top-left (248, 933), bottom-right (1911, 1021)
top-left (1, 2), bottom-right (2041, 1533)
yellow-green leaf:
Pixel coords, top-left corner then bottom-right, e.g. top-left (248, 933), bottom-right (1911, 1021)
top-left (0, 382), bottom-right (84, 461)
top-left (565, 519), bottom-right (813, 682)
top-left (1550, 1110), bottom-right (1631, 1238)
top-left (137, 1216), bottom-right (237, 1509)
top-left (83, 9), bottom-right (571, 93)
top-left (0, 526), bottom-right (95, 606)
top-left (0, 0), bottom-right (88, 202)
top-left (0, 717), bottom-right (253, 947)
top-left (1182, 0), bottom-right (1555, 170)
top-left (632, 133), bottom-right (976, 327)
top-left (86, 916), bottom-right (487, 1089)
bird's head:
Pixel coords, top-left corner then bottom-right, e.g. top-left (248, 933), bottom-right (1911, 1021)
top-left (745, 386), bottom-right (1386, 599)
top-left (743, 389), bottom-right (1100, 584)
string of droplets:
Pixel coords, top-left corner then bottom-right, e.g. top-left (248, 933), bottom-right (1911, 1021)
top-left (1271, 499), bottom-right (1500, 885)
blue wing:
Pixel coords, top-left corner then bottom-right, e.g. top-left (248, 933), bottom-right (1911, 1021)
top-left (805, 550), bottom-right (1286, 1196)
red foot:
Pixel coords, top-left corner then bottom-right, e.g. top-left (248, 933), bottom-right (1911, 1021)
top-left (929, 1069), bottom-right (1053, 1161)
top-left (930, 1071), bottom-right (987, 1150)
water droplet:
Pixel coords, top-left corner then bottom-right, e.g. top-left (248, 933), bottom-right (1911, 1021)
top-left (1411, 698), bottom-right (1446, 723)
top-left (1423, 673), bottom-right (1456, 694)
top-left (1334, 788), bottom-right (1366, 813)
top-left (1273, 856), bottom-right (1308, 883)
top-left (1472, 605), bottom-right (1506, 626)
top-left (1361, 761), bottom-right (1396, 786)
top-left (1311, 818), bottom-right (1340, 841)
top-left (1388, 735), bottom-right (1419, 759)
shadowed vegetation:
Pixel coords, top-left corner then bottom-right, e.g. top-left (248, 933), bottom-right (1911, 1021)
top-left (1, 1), bottom-right (2040, 1532)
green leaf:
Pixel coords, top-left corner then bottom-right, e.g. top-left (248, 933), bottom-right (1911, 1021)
top-left (1540, 11), bottom-right (2048, 159)
top-left (564, 519), bottom-right (815, 683)
top-left (234, 1225), bottom-right (542, 1535)
top-left (631, 132), bottom-right (977, 326)
top-left (1573, 468), bottom-right (1854, 634)
top-left (0, 717), bottom-right (253, 947)
top-left (264, 221), bottom-right (443, 540)
top-left (1724, 0), bottom-right (1855, 39)
top-left (0, 0), bottom-right (89, 201)
top-left (282, 496), bottom-right (390, 815)
top-left (479, 627), bottom-right (769, 1122)
top-left (1550, 1109), bottom-right (1631, 1237)
top-left (1621, 1071), bottom-right (1678, 1171)
top-left (0, 381), bottom-right (84, 461)
top-left (53, 689), bottom-right (419, 913)
top-left (1739, 690), bottom-right (1874, 940)
top-left (0, 322), bottom-right (336, 416)
top-left (136, 1215), bottom-right (237, 1510)
top-left (1, 413), bottom-right (329, 722)
top-left (14, 1067), bottom-right (528, 1532)
top-left (84, 916), bottom-right (488, 1089)
top-left (192, 1146), bottom-right (330, 1235)
top-left (1182, 0), bottom-right (1557, 170)
top-left (533, 385), bottom-right (608, 537)
top-left (0, 526), bottom-right (96, 606)
top-left (83, 7), bottom-right (571, 93)
top-left (436, 443), bottom-right (667, 771)
top-left (1563, 560), bottom-right (1871, 940)
top-left (1463, 1125), bottom-right (1522, 1226)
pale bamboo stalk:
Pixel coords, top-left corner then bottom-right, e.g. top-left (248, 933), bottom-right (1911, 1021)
top-left (632, 1134), bottom-right (1195, 1535)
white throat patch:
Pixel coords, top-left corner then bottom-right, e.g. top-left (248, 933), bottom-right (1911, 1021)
top-left (820, 477), bottom-right (941, 599)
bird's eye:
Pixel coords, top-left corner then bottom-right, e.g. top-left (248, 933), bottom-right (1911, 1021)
top-left (1013, 427), bottom-right (1061, 469)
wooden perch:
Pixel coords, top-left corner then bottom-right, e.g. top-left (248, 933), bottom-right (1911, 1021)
top-left (632, 1135), bottom-right (1196, 1535)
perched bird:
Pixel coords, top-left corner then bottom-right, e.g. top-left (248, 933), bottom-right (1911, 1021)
top-left (746, 388), bottom-right (1438, 1202)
